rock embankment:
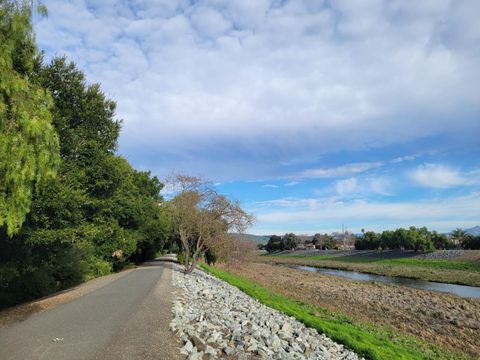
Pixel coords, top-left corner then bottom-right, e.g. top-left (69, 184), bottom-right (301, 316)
top-left (170, 266), bottom-right (361, 360)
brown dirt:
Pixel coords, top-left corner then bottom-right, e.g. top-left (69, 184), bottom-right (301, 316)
top-left (220, 261), bottom-right (480, 358)
top-left (0, 268), bottom-right (135, 328)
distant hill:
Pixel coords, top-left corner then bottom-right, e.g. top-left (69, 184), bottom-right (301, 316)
top-left (230, 233), bottom-right (270, 244)
top-left (465, 226), bottom-right (480, 236)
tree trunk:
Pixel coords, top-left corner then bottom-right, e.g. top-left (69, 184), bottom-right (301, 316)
top-left (179, 229), bottom-right (190, 274)
top-left (184, 243), bottom-right (204, 274)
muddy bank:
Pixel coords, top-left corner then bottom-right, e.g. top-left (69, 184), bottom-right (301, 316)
top-left (220, 262), bottom-right (480, 358)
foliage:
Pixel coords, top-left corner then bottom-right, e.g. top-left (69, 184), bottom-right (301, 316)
top-left (355, 227), bottom-right (449, 251)
top-left (201, 264), bottom-right (466, 360)
top-left (265, 233), bottom-right (302, 252)
top-left (282, 233), bottom-right (300, 250)
top-left (266, 254), bottom-right (480, 286)
top-left (265, 235), bottom-right (283, 252)
top-left (204, 248), bottom-right (217, 265)
top-left (461, 234), bottom-right (480, 250)
top-left (167, 175), bottom-right (254, 273)
top-left (0, 0), bottom-right (60, 236)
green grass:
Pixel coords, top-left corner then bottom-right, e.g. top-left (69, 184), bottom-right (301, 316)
top-left (273, 254), bottom-right (480, 272)
top-left (201, 264), bottom-right (468, 360)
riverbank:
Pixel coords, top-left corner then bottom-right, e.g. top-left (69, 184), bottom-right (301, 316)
top-left (170, 264), bottom-right (361, 359)
top-left (260, 251), bottom-right (480, 287)
top-left (216, 261), bottom-right (479, 359)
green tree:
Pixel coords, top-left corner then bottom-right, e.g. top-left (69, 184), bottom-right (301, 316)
top-left (37, 57), bottom-right (120, 160)
top-left (451, 228), bottom-right (467, 246)
top-left (265, 235), bottom-right (283, 252)
top-left (431, 231), bottom-right (453, 250)
top-left (282, 233), bottom-right (300, 250)
top-left (0, 0), bottom-right (59, 236)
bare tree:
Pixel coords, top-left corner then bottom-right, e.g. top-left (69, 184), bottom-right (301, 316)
top-left (167, 175), bottom-right (255, 273)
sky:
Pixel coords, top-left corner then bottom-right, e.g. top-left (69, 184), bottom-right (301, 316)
top-left (34, 0), bottom-right (480, 235)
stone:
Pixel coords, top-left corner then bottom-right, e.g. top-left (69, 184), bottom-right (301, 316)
top-left (170, 265), bottom-right (362, 360)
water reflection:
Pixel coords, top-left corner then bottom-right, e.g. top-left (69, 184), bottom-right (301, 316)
top-left (294, 265), bottom-right (480, 299)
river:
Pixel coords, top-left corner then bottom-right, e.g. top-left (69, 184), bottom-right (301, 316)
top-left (293, 265), bottom-right (480, 298)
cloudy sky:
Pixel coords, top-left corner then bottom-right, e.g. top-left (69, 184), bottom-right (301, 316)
top-left (35, 0), bottom-right (480, 234)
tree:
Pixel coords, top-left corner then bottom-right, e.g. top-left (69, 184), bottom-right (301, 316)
top-left (451, 228), bottom-right (467, 246)
top-left (461, 235), bottom-right (480, 250)
top-left (312, 233), bottom-right (322, 247)
top-left (167, 175), bottom-right (254, 273)
top-left (282, 233), bottom-right (299, 250)
top-left (0, 0), bottom-right (59, 236)
top-left (323, 234), bottom-right (337, 249)
top-left (265, 235), bottom-right (283, 253)
top-left (431, 231), bottom-right (453, 250)
top-left (355, 231), bottom-right (380, 250)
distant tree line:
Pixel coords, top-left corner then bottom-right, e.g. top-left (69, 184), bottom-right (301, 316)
top-left (354, 227), bottom-right (447, 251)
top-left (355, 227), bottom-right (480, 251)
top-left (261, 227), bottom-right (480, 254)
top-left (263, 232), bottom-right (338, 253)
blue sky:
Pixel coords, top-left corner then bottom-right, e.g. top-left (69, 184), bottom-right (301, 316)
top-left (34, 0), bottom-right (480, 234)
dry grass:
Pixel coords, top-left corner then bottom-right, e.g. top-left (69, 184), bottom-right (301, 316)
top-left (259, 254), bottom-right (480, 286)
top-left (220, 261), bottom-right (480, 358)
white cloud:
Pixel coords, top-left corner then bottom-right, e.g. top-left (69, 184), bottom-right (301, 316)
top-left (252, 192), bottom-right (480, 233)
top-left (335, 178), bottom-right (359, 195)
top-left (34, 0), bottom-right (480, 180)
top-left (190, 6), bottom-right (232, 39)
top-left (409, 164), bottom-right (470, 188)
top-left (302, 162), bottom-right (384, 178)
top-left (284, 181), bottom-right (300, 187)
top-left (262, 184), bottom-right (279, 188)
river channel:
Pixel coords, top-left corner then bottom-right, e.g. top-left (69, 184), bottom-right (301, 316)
top-left (293, 265), bottom-right (480, 298)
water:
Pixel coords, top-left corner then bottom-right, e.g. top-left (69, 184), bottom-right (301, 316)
top-left (293, 265), bottom-right (480, 299)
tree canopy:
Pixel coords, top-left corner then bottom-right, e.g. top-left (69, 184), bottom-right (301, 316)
top-left (0, 0), bottom-right (59, 236)
top-left (167, 175), bottom-right (254, 273)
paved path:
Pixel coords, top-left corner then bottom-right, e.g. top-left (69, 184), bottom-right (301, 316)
top-left (0, 261), bottom-right (182, 360)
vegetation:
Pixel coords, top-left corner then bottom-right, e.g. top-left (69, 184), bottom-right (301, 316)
top-left (167, 175), bottom-right (254, 273)
top-left (201, 264), bottom-right (468, 360)
top-left (354, 227), bottom-right (451, 251)
top-left (261, 254), bottom-right (480, 286)
top-left (0, 2), bottom-right (171, 309)
top-left (0, 0), bottom-right (59, 236)
top-left (265, 233), bottom-right (301, 252)
top-left (451, 228), bottom-right (480, 249)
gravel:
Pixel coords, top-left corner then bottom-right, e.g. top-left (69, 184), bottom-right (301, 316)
top-left (170, 266), bottom-right (361, 360)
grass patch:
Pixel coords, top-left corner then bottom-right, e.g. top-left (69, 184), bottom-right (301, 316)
top-left (201, 264), bottom-right (468, 360)
top-left (271, 254), bottom-right (480, 272)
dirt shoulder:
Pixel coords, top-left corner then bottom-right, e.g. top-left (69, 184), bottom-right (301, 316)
top-left (0, 268), bottom-right (135, 328)
top-left (220, 261), bottom-right (480, 358)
